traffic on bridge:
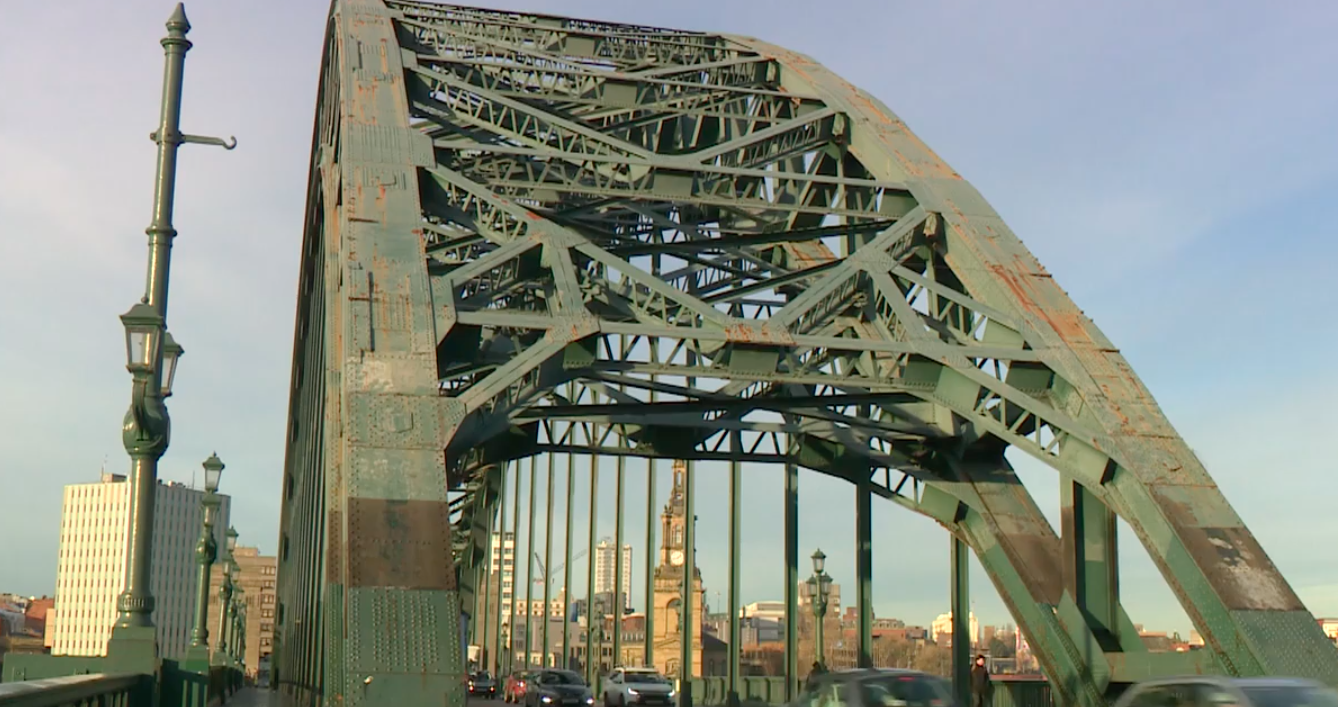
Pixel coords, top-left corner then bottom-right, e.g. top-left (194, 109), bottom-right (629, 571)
top-left (1, 2), bottom-right (1335, 707)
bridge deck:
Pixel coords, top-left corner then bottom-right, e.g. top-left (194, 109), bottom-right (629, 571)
top-left (224, 690), bottom-right (499, 706)
top-left (228, 688), bottom-right (291, 706)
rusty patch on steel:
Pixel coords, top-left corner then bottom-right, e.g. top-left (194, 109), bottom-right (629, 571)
top-left (347, 497), bottom-right (457, 590)
top-left (327, 509), bottom-right (345, 584)
top-left (1156, 495), bottom-right (1303, 612)
top-left (723, 322), bottom-right (796, 346)
top-left (987, 263), bottom-right (1092, 344)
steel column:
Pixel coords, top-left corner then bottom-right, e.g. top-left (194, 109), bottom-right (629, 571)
top-left (563, 452), bottom-right (575, 670)
top-left (680, 460), bottom-right (696, 707)
top-left (508, 458), bottom-right (522, 677)
top-left (524, 456), bottom-right (538, 668)
top-left (643, 458), bottom-right (657, 668)
top-left (543, 452), bottom-right (556, 667)
top-left (479, 515), bottom-right (491, 660)
top-left (951, 536), bottom-right (971, 702)
top-left (1063, 480), bottom-right (1122, 649)
top-left (784, 461), bottom-right (798, 702)
top-left (586, 453), bottom-right (600, 684)
top-left (727, 433), bottom-right (742, 707)
top-left (856, 477), bottom-right (873, 668)
top-left (613, 451), bottom-right (626, 667)
top-left (492, 463), bottom-right (508, 677)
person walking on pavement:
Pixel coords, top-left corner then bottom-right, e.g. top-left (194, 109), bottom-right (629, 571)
top-left (970, 655), bottom-right (992, 707)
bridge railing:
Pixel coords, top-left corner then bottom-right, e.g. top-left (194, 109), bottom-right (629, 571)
top-left (686, 674), bottom-right (1054, 707)
top-left (1, 654), bottom-right (246, 707)
top-left (0, 673), bottom-right (142, 707)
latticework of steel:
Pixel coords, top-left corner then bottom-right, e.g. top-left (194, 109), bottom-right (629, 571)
top-left (275, 1), bottom-right (1338, 706)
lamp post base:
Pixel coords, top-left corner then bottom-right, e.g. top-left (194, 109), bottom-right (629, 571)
top-left (106, 624), bottom-right (159, 673)
top-left (182, 644), bottom-right (213, 673)
top-left (105, 624), bottom-right (160, 705)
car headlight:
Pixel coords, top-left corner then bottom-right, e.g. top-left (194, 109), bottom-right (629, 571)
top-left (541, 697), bottom-right (553, 704)
top-left (628, 689), bottom-right (640, 696)
top-left (668, 690), bottom-right (677, 698)
top-left (586, 699), bottom-right (595, 705)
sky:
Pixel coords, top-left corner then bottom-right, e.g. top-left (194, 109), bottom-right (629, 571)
top-left (1, 0), bottom-right (1337, 640)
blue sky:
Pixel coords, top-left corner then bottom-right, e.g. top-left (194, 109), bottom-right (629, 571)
top-left (1, 0), bottom-right (1336, 639)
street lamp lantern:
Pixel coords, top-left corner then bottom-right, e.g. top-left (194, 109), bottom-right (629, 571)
top-left (202, 453), bottom-right (225, 494)
top-left (811, 548), bottom-right (826, 575)
top-left (226, 526), bottom-right (239, 554)
top-left (160, 331), bottom-right (184, 397)
top-left (120, 299), bottom-right (162, 374)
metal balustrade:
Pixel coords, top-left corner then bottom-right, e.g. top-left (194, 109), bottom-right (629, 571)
top-left (0, 674), bottom-right (141, 707)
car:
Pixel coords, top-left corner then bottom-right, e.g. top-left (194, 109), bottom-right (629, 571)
top-left (796, 668), bottom-right (957, 707)
top-left (505, 672), bottom-right (534, 703)
top-left (1111, 676), bottom-right (1338, 707)
top-left (470, 671), bottom-right (498, 699)
top-left (602, 667), bottom-right (677, 706)
top-left (523, 669), bottom-right (596, 707)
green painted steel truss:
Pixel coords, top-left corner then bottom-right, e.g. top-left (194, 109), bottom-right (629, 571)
top-left (275, 1), bottom-right (1338, 706)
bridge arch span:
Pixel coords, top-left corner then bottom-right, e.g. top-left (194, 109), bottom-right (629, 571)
top-left (275, 2), bottom-right (1338, 706)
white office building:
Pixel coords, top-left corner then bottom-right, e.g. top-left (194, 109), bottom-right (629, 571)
top-left (594, 538), bottom-right (633, 612)
top-left (46, 472), bottom-right (230, 660)
top-left (490, 531), bottom-right (516, 616)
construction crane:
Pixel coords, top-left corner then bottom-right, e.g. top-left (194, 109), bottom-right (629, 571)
top-left (533, 547), bottom-right (588, 591)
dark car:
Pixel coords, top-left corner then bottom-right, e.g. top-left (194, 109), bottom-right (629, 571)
top-left (798, 669), bottom-right (957, 707)
top-left (526, 669), bottom-right (596, 707)
top-left (470, 671), bottom-right (498, 699)
top-left (1112, 676), bottom-right (1338, 707)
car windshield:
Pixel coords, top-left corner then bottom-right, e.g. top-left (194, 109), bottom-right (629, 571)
top-left (859, 675), bottom-right (953, 707)
top-left (475, 672), bottom-right (492, 680)
top-left (625, 672), bottom-right (670, 685)
top-left (1240, 685), bottom-right (1338, 707)
top-left (540, 671), bottom-right (585, 686)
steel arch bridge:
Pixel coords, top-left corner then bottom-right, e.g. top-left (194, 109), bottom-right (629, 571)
top-left (274, 1), bottom-right (1338, 706)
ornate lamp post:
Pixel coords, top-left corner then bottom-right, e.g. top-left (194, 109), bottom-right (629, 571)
top-left (185, 454), bottom-right (224, 668)
top-left (235, 599), bottom-right (248, 672)
top-left (500, 622), bottom-right (511, 675)
top-left (109, 3), bottom-right (234, 658)
top-left (231, 588), bottom-right (247, 665)
top-left (215, 527), bottom-right (238, 663)
top-left (806, 549), bottom-right (832, 669)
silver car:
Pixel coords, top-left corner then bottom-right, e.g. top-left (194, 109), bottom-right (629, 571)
top-left (1112, 676), bottom-right (1338, 707)
top-left (601, 667), bottom-right (677, 707)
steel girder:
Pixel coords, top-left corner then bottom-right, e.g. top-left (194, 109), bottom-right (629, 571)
top-left (275, 1), bottom-right (1338, 706)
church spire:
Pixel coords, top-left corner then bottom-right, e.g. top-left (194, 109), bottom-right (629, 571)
top-left (670, 459), bottom-right (686, 506)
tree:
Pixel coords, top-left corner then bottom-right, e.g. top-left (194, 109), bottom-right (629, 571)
top-left (988, 637), bottom-right (1015, 658)
top-left (870, 637), bottom-right (950, 676)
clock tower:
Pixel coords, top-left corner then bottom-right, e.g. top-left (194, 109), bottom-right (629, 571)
top-left (652, 460), bottom-right (704, 678)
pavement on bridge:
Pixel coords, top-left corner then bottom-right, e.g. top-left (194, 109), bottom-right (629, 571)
top-left (227, 688), bottom-right (508, 706)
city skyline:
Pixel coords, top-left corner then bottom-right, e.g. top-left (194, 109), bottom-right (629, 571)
top-left (1, 0), bottom-right (1337, 643)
